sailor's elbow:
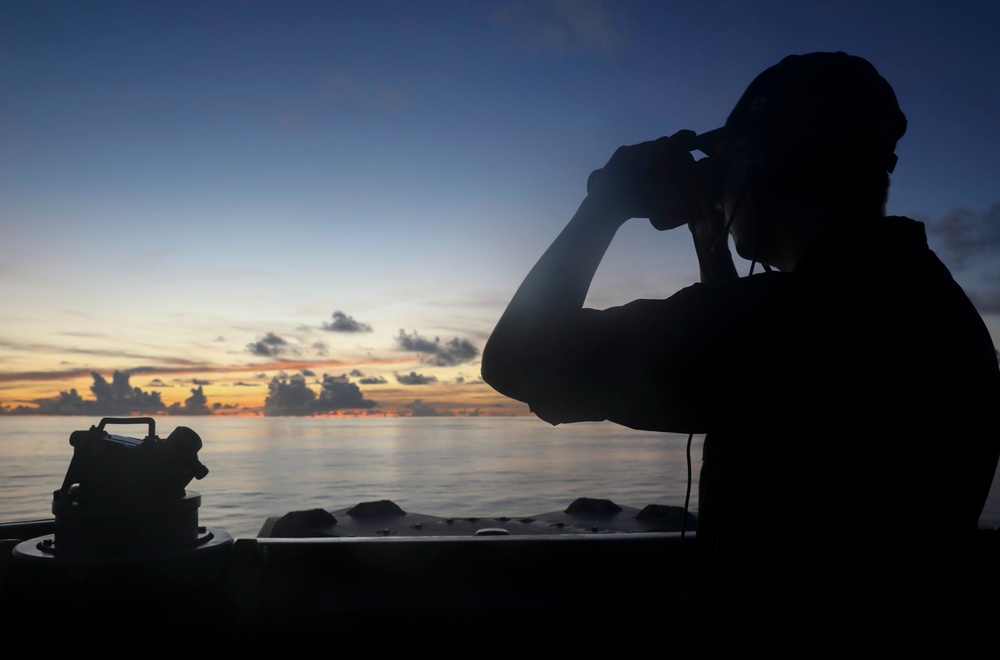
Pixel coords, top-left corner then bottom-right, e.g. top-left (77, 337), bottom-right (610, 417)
top-left (481, 338), bottom-right (533, 402)
top-left (480, 340), bottom-right (513, 396)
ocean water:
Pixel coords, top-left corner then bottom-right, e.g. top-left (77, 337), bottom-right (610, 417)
top-left (2, 415), bottom-right (998, 539)
top-left (0, 416), bottom-right (699, 538)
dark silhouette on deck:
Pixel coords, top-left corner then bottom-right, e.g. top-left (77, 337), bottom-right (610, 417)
top-left (482, 52), bottom-right (1000, 648)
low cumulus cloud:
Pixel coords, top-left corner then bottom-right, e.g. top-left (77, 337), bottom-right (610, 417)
top-left (395, 371), bottom-right (438, 385)
top-left (404, 399), bottom-right (454, 417)
top-left (89, 371), bottom-right (166, 414)
top-left (928, 203), bottom-right (1000, 312)
top-left (314, 374), bottom-right (378, 412)
top-left (264, 373), bottom-right (377, 416)
top-left (15, 371), bottom-right (185, 416)
top-left (264, 373), bottom-right (315, 416)
top-left (396, 329), bottom-right (439, 354)
top-left (247, 332), bottom-right (287, 357)
top-left (396, 330), bottom-right (479, 367)
top-left (166, 386), bottom-right (212, 416)
top-left (322, 311), bottom-right (373, 333)
top-left (359, 375), bottom-right (387, 385)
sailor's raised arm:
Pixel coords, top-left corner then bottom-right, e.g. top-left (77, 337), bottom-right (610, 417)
top-left (481, 132), bottom-right (704, 406)
top-left (480, 194), bottom-right (624, 403)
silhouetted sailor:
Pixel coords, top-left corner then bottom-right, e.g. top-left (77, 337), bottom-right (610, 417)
top-left (482, 52), bottom-right (1000, 648)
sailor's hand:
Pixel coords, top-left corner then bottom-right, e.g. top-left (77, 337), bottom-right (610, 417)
top-left (586, 130), bottom-right (702, 229)
top-left (687, 156), bottom-right (738, 284)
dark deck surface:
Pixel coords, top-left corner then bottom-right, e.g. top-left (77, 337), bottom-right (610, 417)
top-left (0, 500), bottom-right (699, 651)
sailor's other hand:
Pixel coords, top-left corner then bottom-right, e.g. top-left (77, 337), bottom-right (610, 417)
top-left (586, 130), bottom-right (701, 229)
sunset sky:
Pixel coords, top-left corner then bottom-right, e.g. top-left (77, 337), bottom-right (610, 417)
top-left (2, 1), bottom-right (999, 416)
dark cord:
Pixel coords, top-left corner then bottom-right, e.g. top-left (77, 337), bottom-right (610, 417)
top-left (681, 432), bottom-right (694, 538)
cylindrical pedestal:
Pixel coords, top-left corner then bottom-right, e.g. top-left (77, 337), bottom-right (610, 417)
top-left (8, 527), bottom-right (233, 648)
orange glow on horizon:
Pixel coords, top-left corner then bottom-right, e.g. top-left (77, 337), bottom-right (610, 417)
top-left (0, 364), bottom-right (528, 417)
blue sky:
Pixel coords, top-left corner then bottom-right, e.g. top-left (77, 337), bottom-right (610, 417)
top-left (2, 1), bottom-right (999, 414)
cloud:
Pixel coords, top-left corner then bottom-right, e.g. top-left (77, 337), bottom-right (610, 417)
top-left (350, 369), bottom-right (364, 377)
top-left (192, 378), bottom-right (211, 385)
top-left (314, 374), bottom-right (378, 412)
top-left (395, 371), bottom-right (438, 385)
top-left (395, 330), bottom-right (479, 366)
top-left (147, 378), bottom-right (169, 387)
top-left (494, 0), bottom-right (622, 56)
top-left (322, 311), bottom-right (373, 333)
top-left (319, 70), bottom-right (408, 111)
top-left (264, 373), bottom-right (315, 416)
top-left (263, 373), bottom-right (377, 415)
top-left (278, 111), bottom-right (304, 132)
top-left (319, 70), bottom-right (362, 101)
top-left (372, 83), bottom-right (409, 110)
top-left (966, 288), bottom-right (1000, 315)
top-left (359, 375), bottom-right (387, 385)
top-left (0, 352), bottom-right (361, 397)
top-left (928, 203), bottom-right (1000, 268)
top-left (928, 203), bottom-right (1000, 312)
top-left (89, 371), bottom-right (167, 415)
top-left (404, 399), bottom-right (454, 417)
top-left (0, 340), bottom-right (205, 366)
top-left (20, 389), bottom-right (92, 415)
top-left (300, 369), bottom-right (316, 377)
top-left (166, 386), bottom-right (212, 415)
top-left (22, 371), bottom-right (173, 416)
top-left (247, 332), bottom-right (287, 357)
top-left (396, 329), bottom-right (440, 354)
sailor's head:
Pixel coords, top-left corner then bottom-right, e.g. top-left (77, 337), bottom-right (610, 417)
top-left (720, 52), bottom-right (906, 176)
top-left (705, 52), bottom-right (908, 268)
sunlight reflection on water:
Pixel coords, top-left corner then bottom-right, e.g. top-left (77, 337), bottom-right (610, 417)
top-left (0, 416), bottom-right (697, 538)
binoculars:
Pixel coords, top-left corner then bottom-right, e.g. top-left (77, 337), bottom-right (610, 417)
top-left (586, 127), bottom-right (728, 231)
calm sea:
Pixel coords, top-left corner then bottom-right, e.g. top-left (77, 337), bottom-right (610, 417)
top-left (2, 415), bottom-right (998, 538)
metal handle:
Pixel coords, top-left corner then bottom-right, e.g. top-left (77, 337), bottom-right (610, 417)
top-left (96, 417), bottom-right (156, 439)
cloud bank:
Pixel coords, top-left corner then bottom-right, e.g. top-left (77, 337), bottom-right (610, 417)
top-left (9, 371), bottom-right (202, 416)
